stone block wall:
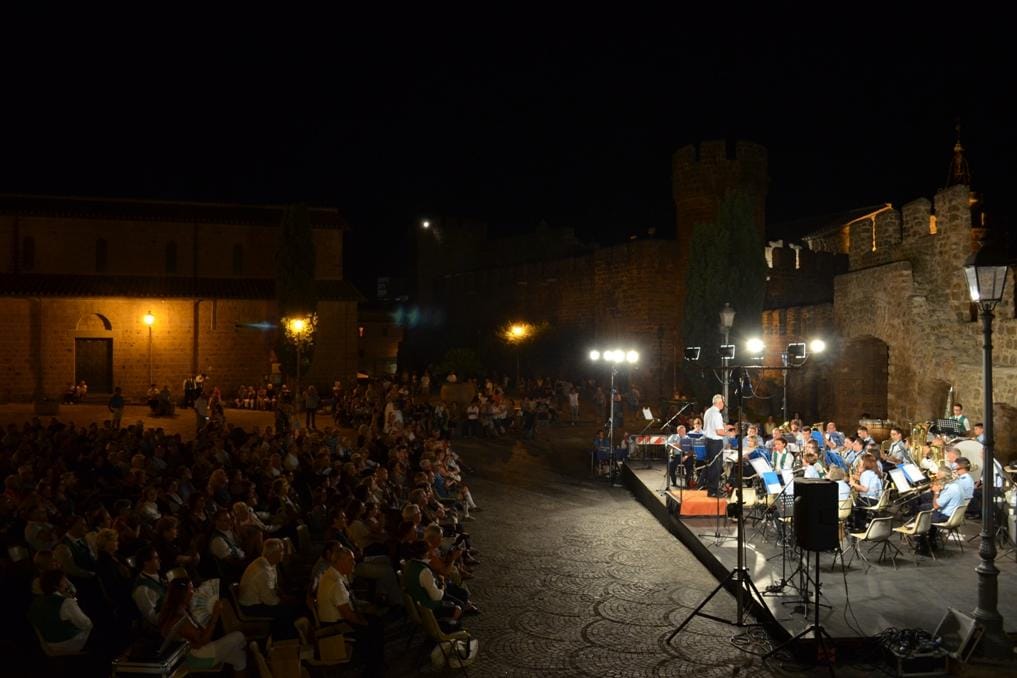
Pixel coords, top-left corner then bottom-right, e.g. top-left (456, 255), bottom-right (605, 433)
top-left (829, 184), bottom-right (1017, 459)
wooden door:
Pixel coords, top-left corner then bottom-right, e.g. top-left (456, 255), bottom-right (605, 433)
top-left (75, 338), bottom-right (113, 394)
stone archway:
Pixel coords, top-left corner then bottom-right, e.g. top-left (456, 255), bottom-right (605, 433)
top-left (833, 336), bottom-right (889, 425)
top-left (74, 313), bottom-right (114, 394)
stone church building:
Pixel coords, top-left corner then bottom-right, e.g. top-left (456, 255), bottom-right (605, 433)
top-left (0, 195), bottom-right (361, 403)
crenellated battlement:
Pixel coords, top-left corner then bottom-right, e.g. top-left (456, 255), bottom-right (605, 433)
top-left (764, 240), bottom-right (847, 308)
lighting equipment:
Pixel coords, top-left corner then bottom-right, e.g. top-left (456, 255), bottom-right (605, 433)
top-left (591, 347), bottom-right (640, 486)
top-left (684, 347), bottom-right (700, 361)
top-left (718, 345), bottom-right (735, 360)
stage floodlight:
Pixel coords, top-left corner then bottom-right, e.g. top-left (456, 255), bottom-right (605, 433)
top-left (746, 337), bottom-right (765, 357)
top-left (684, 347), bottom-right (700, 361)
top-left (787, 342), bottom-right (807, 361)
top-left (589, 350), bottom-right (601, 362)
top-left (625, 350), bottom-right (639, 364)
top-left (809, 338), bottom-right (827, 354)
top-left (719, 344), bottom-right (735, 360)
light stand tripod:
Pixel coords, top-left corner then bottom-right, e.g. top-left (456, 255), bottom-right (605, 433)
top-left (764, 548), bottom-right (836, 675)
top-left (668, 402), bottom-right (768, 641)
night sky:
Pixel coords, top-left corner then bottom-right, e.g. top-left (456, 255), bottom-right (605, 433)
top-left (3, 13), bottom-right (1013, 293)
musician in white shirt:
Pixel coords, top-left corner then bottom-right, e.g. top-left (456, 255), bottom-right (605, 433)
top-left (702, 395), bottom-right (727, 497)
top-left (770, 437), bottom-right (795, 471)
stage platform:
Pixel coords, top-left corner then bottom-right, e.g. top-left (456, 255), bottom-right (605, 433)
top-left (623, 460), bottom-right (1017, 643)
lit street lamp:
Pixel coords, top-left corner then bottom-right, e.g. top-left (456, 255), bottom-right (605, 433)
top-left (590, 347), bottom-right (639, 486)
top-left (962, 240), bottom-right (1013, 659)
top-left (287, 317), bottom-right (310, 399)
top-left (143, 311), bottom-right (155, 386)
top-left (503, 322), bottom-right (533, 392)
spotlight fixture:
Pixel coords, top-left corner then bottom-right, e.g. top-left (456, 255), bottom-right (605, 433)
top-left (746, 337), bottom-right (765, 357)
top-left (809, 338), bottom-right (827, 355)
top-left (787, 342), bottom-right (807, 362)
top-left (684, 346), bottom-right (701, 361)
top-left (718, 344), bottom-right (735, 360)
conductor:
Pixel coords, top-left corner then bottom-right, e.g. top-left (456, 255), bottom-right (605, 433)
top-left (703, 394), bottom-right (727, 497)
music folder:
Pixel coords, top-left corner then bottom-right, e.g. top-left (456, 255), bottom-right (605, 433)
top-left (889, 467), bottom-right (913, 493)
top-left (762, 471), bottom-right (783, 495)
top-left (642, 407), bottom-right (654, 421)
top-left (749, 456), bottom-right (773, 477)
top-left (901, 463), bottom-right (927, 485)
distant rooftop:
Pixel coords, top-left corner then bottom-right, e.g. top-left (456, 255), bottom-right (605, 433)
top-left (768, 204), bottom-right (890, 243)
top-left (0, 194), bottom-right (346, 229)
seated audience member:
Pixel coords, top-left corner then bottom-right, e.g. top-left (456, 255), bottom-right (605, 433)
top-left (94, 528), bottom-right (134, 609)
top-left (208, 509), bottom-right (246, 577)
top-left (318, 546), bottom-right (387, 675)
top-left (402, 539), bottom-right (462, 630)
top-left (132, 547), bottom-right (167, 627)
top-left (160, 578), bottom-right (248, 674)
top-left (29, 570), bottom-right (93, 654)
top-left (238, 538), bottom-right (298, 638)
top-left (54, 515), bottom-right (97, 581)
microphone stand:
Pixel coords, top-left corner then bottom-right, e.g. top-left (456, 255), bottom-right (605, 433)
top-left (659, 402), bottom-right (692, 432)
top-left (698, 447), bottom-right (736, 544)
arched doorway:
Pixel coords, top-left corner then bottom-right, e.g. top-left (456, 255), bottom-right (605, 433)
top-left (75, 313), bottom-right (114, 394)
top-left (833, 336), bottom-right (889, 425)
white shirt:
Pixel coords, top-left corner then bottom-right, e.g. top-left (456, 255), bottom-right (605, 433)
top-left (703, 406), bottom-right (725, 441)
top-left (239, 557), bottom-right (280, 606)
top-left (317, 566), bottom-right (351, 624)
top-left (49, 596), bottom-right (93, 653)
top-left (132, 572), bottom-right (165, 626)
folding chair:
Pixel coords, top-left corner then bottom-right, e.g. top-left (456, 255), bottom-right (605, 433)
top-left (416, 602), bottom-right (475, 675)
top-left (933, 500), bottom-right (970, 551)
top-left (847, 516), bottom-right (901, 572)
top-left (894, 510), bottom-right (936, 565)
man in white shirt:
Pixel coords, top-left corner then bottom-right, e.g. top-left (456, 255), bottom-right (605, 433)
top-left (317, 546), bottom-right (386, 674)
top-left (702, 395), bottom-right (727, 497)
top-left (239, 539), bottom-right (297, 638)
top-left (131, 547), bottom-right (166, 627)
top-left (29, 570), bottom-right (92, 654)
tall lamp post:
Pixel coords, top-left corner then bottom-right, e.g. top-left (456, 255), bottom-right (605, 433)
top-left (287, 317), bottom-right (309, 399)
top-left (720, 303), bottom-right (736, 407)
top-left (143, 311), bottom-right (155, 386)
top-left (590, 348), bottom-right (639, 486)
top-left (504, 322), bottom-right (533, 392)
top-left (962, 242), bottom-right (1013, 659)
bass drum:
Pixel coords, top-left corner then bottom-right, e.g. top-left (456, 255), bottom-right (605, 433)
top-left (954, 439), bottom-right (1007, 486)
top-left (858, 418), bottom-right (893, 443)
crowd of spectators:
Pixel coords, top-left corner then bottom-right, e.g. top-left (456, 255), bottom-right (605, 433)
top-left (1, 373), bottom-right (491, 675)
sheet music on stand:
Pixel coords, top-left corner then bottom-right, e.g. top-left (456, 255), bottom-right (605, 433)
top-left (934, 419), bottom-right (962, 437)
top-left (901, 463), bottom-right (927, 486)
top-left (889, 467), bottom-right (913, 493)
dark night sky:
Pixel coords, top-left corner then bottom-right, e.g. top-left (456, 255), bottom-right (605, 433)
top-left (2, 12), bottom-right (1014, 292)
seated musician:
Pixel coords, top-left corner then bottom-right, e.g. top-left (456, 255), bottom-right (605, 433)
top-left (802, 450), bottom-right (826, 479)
top-left (880, 427), bottom-right (910, 472)
top-left (842, 436), bottom-right (864, 470)
top-left (770, 436), bottom-right (795, 472)
top-left (824, 421), bottom-right (845, 448)
top-left (827, 467), bottom-right (852, 500)
top-left (849, 453), bottom-right (883, 530)
top-left (821, 436), bottom-right (849, 471)
top-left (856, 425), bottom-right (875, 449)
top-left (949, 403), bottom-right (971, 436)
top-left (667, 425), bottom-right (691, 487)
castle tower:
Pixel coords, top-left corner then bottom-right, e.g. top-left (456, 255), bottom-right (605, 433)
top-left (672, 140), bottom-right (768, 274)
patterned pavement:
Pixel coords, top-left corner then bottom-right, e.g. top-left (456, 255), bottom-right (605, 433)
top-left (388, 433), bottom-right (780, 677)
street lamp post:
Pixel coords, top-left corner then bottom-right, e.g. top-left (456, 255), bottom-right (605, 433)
top-left (590, 348), bottom-right (639, 486)
top-left (288, 317), bottom-right (308, 400)
top-left (962, 242), bottom-right (1013, 660)
top-left (143, 311), bottom-right (155, 386)
top-left (720, 303), bottom-right (735, 407)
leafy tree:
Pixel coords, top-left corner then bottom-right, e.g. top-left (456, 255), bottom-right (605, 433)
top-left (681, 190), bottom-right (767, 403)
top-left (275, 204), bottom-right (318, 379)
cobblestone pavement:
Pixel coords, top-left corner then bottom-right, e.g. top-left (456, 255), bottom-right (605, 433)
top-left (387, 430), bottom-right (782, 677)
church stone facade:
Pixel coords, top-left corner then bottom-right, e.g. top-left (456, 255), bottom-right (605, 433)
top-left (0, 195), bottom-right (361, 403)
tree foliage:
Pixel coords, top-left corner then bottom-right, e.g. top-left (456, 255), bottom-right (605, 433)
top-left (681, 190), bottom-right (767, 401)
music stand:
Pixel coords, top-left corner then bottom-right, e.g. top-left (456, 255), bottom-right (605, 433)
top-left (934, 419), bottom-right (961, 437)
top-left (639, 407), bottom-right (656, 469)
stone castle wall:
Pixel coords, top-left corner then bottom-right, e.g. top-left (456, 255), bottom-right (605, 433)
top-left (828, 184), bottom-right (1017, 458)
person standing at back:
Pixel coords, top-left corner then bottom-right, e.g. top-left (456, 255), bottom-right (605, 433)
top-left (108, 387), bottom-right (125, 430)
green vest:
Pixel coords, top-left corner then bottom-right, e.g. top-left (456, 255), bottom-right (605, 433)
top-left (404, 559), bottom-right (441, 610)
top-left (29, 594), bottom-right (81, 643)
